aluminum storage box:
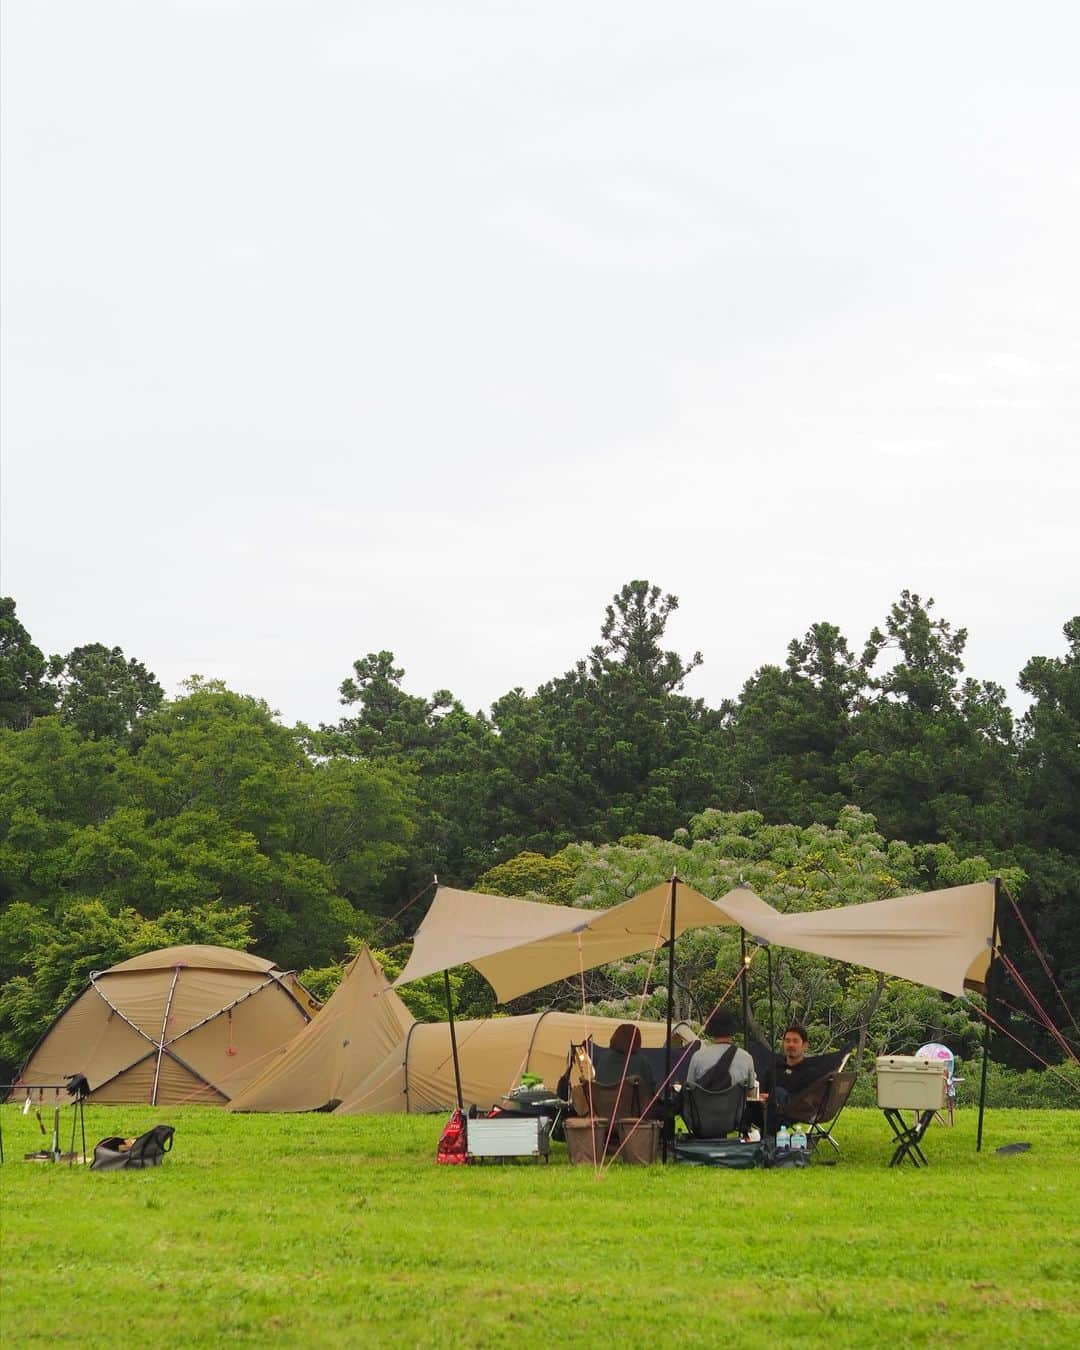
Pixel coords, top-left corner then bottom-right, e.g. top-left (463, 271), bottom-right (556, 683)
top-left (466, 1117), bottom-right (550, 1161)
top-left (876, 1055), bottom-right (948, 1110)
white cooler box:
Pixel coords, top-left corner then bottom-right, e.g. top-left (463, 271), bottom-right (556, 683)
top-left (466, 1117), bottom-right (550, 1161)
top-left (876, 1055), bottom-right (948, 1111)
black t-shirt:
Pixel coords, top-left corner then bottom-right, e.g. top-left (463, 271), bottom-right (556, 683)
top-left (774, 1055), bottom-right (823, 1097)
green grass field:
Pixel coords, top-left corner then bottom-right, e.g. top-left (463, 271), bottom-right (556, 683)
top-left (1, 1105), bottom-right (1077, 1347)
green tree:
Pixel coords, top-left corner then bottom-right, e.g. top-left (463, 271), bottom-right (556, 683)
top-left (841, 592), bottom-right (1016, 846)
top-left (1005, 617), bottom-right (1080, 1056)
top-left (718, 620), bottom-right (864, 823)
top-left (487, 581), bottom-right (721, 854)
top-left (320, 652), bottom-right (495, 888)
top-left (0, 598), bottom-right (57, 729)
top-left (47, 642), bottom-right (164, 740)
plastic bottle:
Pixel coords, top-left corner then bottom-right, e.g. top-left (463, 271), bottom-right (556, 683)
top-left (776, 1124), bottom-right (790, 1151)
top-left (791, 1125), bottom-right (807, 1152)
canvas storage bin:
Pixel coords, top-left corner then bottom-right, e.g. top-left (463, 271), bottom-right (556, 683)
top-left (615, 1119), bottom-right (661, 1165)
top-left (564, 1117), bottom-right (611, 1165)
top-left (875, 1056), bottom-right (948, 1110)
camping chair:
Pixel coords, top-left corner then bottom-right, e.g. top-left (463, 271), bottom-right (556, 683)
top-left (680, 1082), bottom-right (746, 1140)
top-left (588, 1076), bottom-right (654, 1123)
top-left (776, 1070), bottom-right (857, 1153)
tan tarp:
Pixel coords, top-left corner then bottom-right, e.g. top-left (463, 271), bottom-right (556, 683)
top-left (395, 880), bottom-right (996, 1002)
top-left (394, 881), bottom-right (764, 999)
top-left (334, 1010), bottom-right (693, 1116)
top-left (394, 887), bottom-right (591, 992)
top-left (228, 947), bottom-right (416, 1112)
top-left (16, 945), bottom-right (315, 1105)
top-left (756, 881), bottom-right (996, 997)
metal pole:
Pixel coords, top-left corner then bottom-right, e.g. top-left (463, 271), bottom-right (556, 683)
top-left (976, 878), bottom-right (1003, 1153)
top-left (151, 966), bottom-right (182, 1107)
top-left (740, 929), bottom-right (750, 1041)
top-left (767, 945), bottom-right (775, 1048)
top-left (443, 969), bottom-right (464, 1111)
top-left (662, 874), bottom-right (678, 1163)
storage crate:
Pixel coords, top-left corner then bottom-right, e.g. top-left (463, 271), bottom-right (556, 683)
top-left (876, 1055), bottom-right (948, 1110)
top-left (466, 1116), bottom-right (550, 1161)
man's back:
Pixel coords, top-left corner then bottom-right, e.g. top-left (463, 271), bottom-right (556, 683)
top-left (687, 1041), bottom-right (756, 1091)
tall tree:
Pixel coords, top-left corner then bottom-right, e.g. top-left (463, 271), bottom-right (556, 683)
top-left (1007, 617), bottom-right (1080, 1051)
top-left (321, 652), bottom-right (496, 887)
top-left (488, 581), bottom-right (720, 851)
top-left (841, 592), bottom-right (1016, 846)
top-left (0, 598), bottom-right (57, 729)
top-left (48, 642), bottom-right (164, 740)
top-left (718, 621), bottom-right (863, 823)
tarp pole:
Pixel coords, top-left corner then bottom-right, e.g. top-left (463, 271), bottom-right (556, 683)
top-left (662, 874), bottom-right (678, 1163)
top-left (767, 945), bottom-right (775, 1048)
top-left (740, 929), bottom-right (750, 1041)
top-left (976, 877), bottom-right (1003, 1152)
top-left (443, 970), bottom-right (464, 1111)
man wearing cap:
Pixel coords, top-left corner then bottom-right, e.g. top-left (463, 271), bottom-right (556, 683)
top-left (686, 1006), bottom-right (758, 1094)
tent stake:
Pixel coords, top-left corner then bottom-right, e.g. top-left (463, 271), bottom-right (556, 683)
top-left (662, 874), bottom-right (678, 1163)
top-left (976, 877), bottom-right (1003, 1152)
top-left (443, 969), bottom-right (464, 1111)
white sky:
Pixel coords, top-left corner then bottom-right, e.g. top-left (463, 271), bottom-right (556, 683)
top-left (2, 1), bottom-right (1078, 727)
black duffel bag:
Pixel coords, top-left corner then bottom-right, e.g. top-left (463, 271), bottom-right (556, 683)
top-left (91, 1125), bottom-right (175, 1172)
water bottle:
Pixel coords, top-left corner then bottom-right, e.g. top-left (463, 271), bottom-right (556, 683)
top-left (791, 1125), bottom-right (807, 1152)
top-left (776, 1124), bottom-right (790, 1151)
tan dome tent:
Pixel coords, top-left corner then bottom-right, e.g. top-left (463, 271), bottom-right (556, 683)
top-left (228, 946), bottom-right (416, 1113)
top-left (16, 945), bottom-right (319, 1106)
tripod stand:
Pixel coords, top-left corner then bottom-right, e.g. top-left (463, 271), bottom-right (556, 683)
top-left (1, 1081), bottom-right (89, 1165)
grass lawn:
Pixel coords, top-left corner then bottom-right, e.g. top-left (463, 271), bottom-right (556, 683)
top-left (1, 1104), bottom-right (1077, 1347)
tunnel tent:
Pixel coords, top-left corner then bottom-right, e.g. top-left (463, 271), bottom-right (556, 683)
top-left (219, 942), bottom-right (693, 1115)
top-left (15, 944), bottom-right (319, 1106)
top-left (332, 1008), bottom-right (694, 1116)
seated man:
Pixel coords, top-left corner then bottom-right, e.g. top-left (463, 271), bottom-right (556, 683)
top-left (686, 1007), bottom-right (757, 1095)
top-left (774, 1022), bottom-right (818, 1101)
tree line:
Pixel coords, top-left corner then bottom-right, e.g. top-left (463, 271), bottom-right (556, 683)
top-left (0, 586), bottom-right (1076, 1081)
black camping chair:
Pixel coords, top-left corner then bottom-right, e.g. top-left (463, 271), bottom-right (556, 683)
top-left (680, 1082), bottom-right (746, 1140)
top-left (91, 1125), bottom-right (175, 1172)
top-left (589, 1075), bottom-right (654, 1123)
top-left (776, 1069), bottom-right (857, 1152)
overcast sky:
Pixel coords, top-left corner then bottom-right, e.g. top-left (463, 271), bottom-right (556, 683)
top-left (2, 1), bottom-right (1077, 727)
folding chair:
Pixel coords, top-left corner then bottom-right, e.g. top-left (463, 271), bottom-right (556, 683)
top-left (777, 1070), bottom-right (857, 1153)
top-left (679, 1082), bottom-right (746, 1140)
top-left (588, 1075), bottom-right (653, 1123)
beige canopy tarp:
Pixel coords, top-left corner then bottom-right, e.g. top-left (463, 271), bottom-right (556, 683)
top-left (394, 882), bottom-right (777, 1001)
top-left (228, 947), bottom-right (416, 1112)
top-left (756, 881), bottom-right (996, 997)
top-left (333, 1009), bottom-right (692, 1116)
top-left (395, 879), bottom-right (996, 1002)
top-left (16, 945), bottom-right (318, 1106)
